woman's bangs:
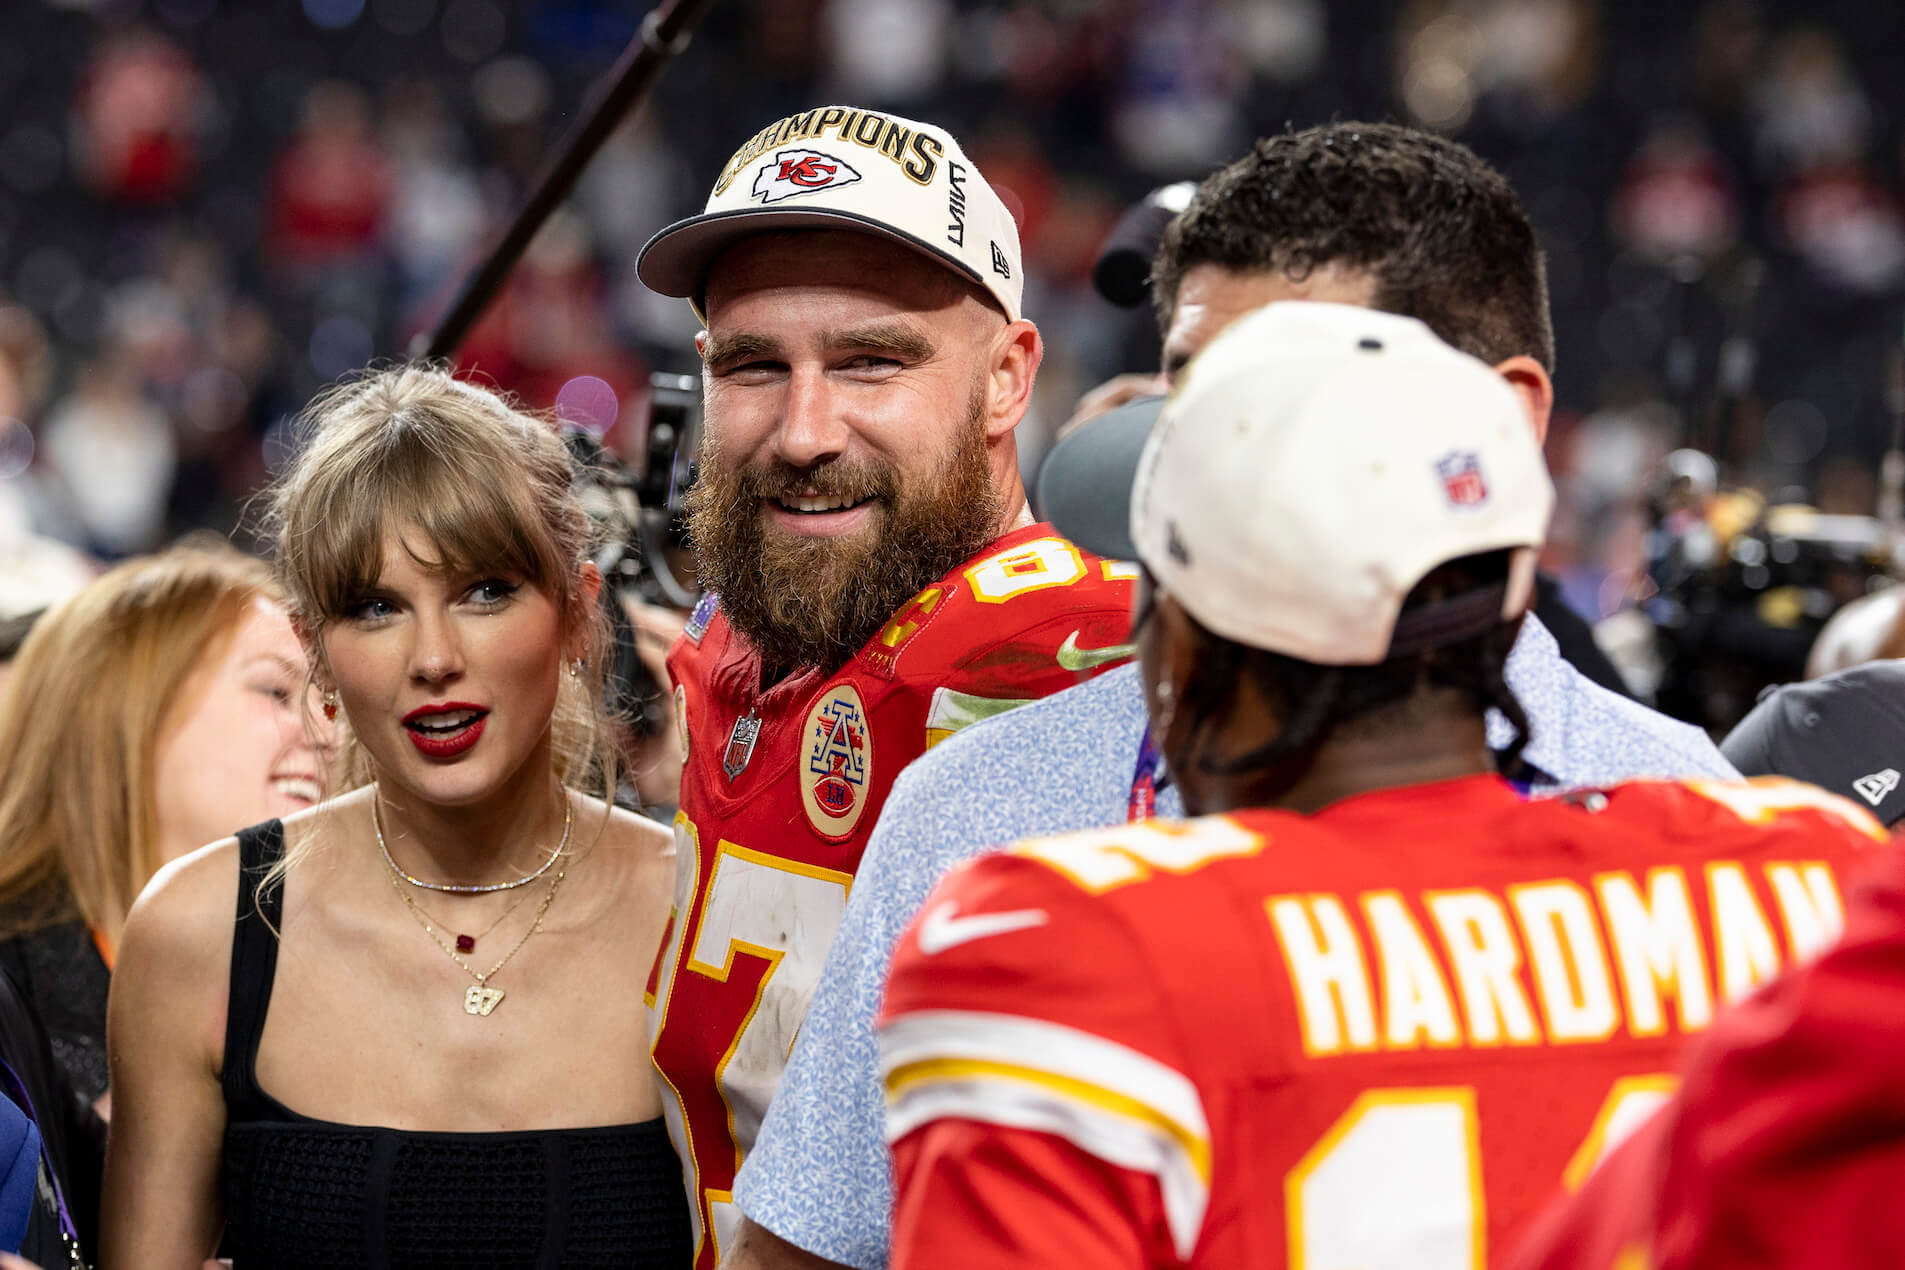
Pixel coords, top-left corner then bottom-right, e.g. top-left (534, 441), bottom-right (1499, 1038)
top-left (299, 439), bottom-right (560, 617)
top-left (400, 465), bottom-right (553, 587)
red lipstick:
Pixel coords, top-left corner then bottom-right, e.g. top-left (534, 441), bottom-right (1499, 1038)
top-left (402, 702), bottom-right (489, 758)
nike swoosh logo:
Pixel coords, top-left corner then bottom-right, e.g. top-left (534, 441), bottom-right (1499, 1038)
top-left (916, 901), bottom-right (1049, 955)
top-left (1056, 630), bottom-right (1137, 673)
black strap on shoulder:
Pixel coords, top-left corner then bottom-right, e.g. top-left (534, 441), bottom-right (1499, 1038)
top-left (220, 822), bottom-right (285, 1117)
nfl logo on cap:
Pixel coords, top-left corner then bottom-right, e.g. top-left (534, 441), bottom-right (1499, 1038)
top-left (1436, 451), bottom-right (1489, 508)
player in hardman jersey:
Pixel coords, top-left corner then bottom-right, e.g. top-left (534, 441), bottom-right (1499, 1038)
top-left (632, 106), bottom-right (1134, 1267)
top-left (878, 302), bottom-right (1885, 1269)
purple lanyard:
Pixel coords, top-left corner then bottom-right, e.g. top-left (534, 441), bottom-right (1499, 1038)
top-left (0, 1057), bottom-right (81, 1257)
top-left (1128, 726), bottom-right (1164, 823)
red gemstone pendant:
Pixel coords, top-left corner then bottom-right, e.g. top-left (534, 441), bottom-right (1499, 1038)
top-left (455, 934), bottom-right (476, 953)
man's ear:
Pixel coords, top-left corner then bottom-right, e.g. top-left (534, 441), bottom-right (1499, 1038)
top-left (1491, 355), bottom-right (1553, 447)
top-left (984, 318), bottom-right (1044, 441)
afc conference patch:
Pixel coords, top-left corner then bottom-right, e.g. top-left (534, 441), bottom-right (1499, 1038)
top-left (800, 683), bottom-right (873, 840)
top-left (1435, 451), bottom-right (1488, 507)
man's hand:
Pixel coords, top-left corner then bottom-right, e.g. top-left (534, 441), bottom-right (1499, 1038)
top-left (623, 596), bottom-right (690, 809)
top-left (1055, 372), bottom-right (1167, 442)
top-left (717, 1217), bottom-right (853, 1270)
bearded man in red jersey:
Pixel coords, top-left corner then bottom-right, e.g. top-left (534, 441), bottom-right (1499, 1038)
top-left (634, 104), bottom-right (1135, 1268)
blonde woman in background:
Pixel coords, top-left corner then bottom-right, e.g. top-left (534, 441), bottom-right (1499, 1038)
top-left (0, 542), bottom-right (327, 1118)
top-left (103, 366), bottom-right (691, 1269)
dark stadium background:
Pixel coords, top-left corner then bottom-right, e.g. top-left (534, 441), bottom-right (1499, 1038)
top-left (2, 0), bottom-right (1903, 725)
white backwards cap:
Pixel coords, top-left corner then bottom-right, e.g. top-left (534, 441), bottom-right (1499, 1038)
top-left (1128, 302), bottom-right (1555, 664)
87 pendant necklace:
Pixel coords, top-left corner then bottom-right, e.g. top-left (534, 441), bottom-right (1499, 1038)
top-left (387, 856), bottom-right (566, 1016)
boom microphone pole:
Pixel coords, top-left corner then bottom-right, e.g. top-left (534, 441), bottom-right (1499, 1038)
top-left (1881, 322), bottom-right (1905, 532)
top-left (414, 0), bottom-right (718, 361)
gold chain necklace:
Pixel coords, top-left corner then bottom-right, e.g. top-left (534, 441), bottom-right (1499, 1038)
top-left (386, 853), bottom-right (567, 1016)
top-left (374, 788), bottom-right (572, 894)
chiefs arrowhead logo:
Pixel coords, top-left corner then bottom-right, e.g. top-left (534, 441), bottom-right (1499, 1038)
top-left (751, 149), bottom-right (863, 205)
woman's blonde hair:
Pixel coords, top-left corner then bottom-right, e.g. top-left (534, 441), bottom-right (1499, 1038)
top-left (0, 542), bottom-right (280, 943)
top-left (265, 362), bottom-right (614, 825)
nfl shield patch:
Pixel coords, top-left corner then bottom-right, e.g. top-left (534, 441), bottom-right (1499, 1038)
top-left (1435, 451), bottom-right (1488, 507)
top-left (722, 709), bottom-right (761, 781)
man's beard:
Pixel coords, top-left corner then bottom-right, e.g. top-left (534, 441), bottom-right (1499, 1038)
top-left (686, 389), bottom-right (1003, 676)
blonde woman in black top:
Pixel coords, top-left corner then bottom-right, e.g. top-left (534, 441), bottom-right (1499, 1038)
top-left (101, 366), bottom-right (692, 1267)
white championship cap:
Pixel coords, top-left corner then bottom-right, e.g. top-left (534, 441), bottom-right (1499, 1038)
top-left (1129, 301), bottom-right (1555, 665)
top-left (636, 105), bottom-right (1023, 321)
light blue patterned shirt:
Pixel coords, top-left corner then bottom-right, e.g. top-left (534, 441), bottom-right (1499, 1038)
top-left (732, 614), bottom-right (1736, 1267)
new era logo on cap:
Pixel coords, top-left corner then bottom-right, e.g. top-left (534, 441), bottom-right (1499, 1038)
top-left (1853, 768), bottom-right (1900, 806)
top-left (751, 150), bottom-right (863, 204)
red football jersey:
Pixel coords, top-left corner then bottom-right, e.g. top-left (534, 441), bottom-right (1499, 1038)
top-left (647, 523), bottom-right (1135, 1266)
top-left (879, 775), bottom-right (1886, 1270)
top-left (1509, 838), bottom-right (1905, 1270)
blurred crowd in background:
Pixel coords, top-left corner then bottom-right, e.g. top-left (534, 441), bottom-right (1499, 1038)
top-left (3, 0), bottom-right (1905, 732)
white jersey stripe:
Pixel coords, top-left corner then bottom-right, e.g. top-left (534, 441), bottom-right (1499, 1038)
top-left (879, 1010), bottom-right (1209, 1142)
top-left (879, 1010), bottom-right (1211, 1258)
top-left (885, 1073), bottom-right (1209, 1259)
